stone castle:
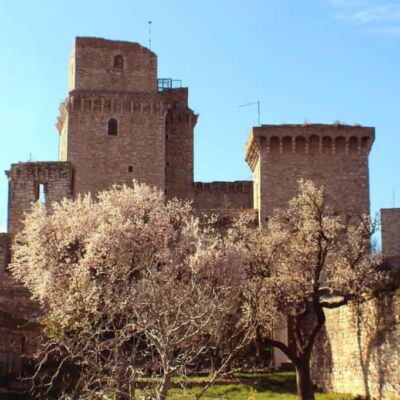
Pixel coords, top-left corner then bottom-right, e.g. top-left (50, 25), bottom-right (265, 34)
top-left (0, 37), bottom-right (399, 397)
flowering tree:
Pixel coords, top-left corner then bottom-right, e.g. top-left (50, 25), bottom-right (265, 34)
top-left (10, 182), bottom-right (242, 400)
top-left (227, 180), bottom-right (387, 400)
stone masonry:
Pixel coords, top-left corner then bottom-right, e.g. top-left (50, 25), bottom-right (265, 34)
top-left (245, 124), bottom-right (374, 225)
top-left (7, 162), bottom-right (74, 239)
top-left (0, 37), bottom-right (399, 397)
top-left (381, 208), bottom-right (400, 265)
top-left (311, 295), bottom-right (400, 398)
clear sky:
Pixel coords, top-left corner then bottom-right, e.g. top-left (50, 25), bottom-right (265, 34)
top-left (0, 0), bottom-right (399, 233)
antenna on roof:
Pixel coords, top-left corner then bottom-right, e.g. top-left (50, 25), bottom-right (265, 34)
top-left (148, 21), bottom-right (152, 50)
top-left (239, 100), bottom-right (261, 126)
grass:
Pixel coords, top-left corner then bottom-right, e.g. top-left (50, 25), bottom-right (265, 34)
top-left (1, 372), bottom-right (355, 399)
top-left (137, 372), bottom-right (354, 400)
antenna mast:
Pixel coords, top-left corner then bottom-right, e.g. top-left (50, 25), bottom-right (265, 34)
top-left (238, 100), bottom-right (261, 126)
top-left (148, 21), bottom-right (152, 50)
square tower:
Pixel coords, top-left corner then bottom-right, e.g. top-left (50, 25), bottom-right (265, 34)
top-left (246, 124), bottom-right (374, 225)
top-left (58, 37), bottom-right (167, 196)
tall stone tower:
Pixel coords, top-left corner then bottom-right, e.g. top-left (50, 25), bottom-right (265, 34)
top-left (245, 124), bottom-right (374, 225)
top-left (57, 37), bottom-right (197, 198)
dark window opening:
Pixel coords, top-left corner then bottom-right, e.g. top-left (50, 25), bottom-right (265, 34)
top-left (114, 55), bottom-right (124, 70)
top-left (128, 165), bottom-right (133, 173)
top-left (166, 161), bottom-right (170, 167)
top-left (108, 118), bottom-right (118, 136)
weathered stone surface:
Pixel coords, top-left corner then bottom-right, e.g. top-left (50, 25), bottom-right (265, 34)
top-left (382, 208), bottom-right (400, 266)
top-left (245, 124), bottom-right (374, 225)
top-left (7, 162), bottom-right (74, 239)
top-left (193, 181), bottom-right (253, 210)
top-left (1, 37), bottom-right (400, 398)
top-left (311, 295), bottom-right (400, 399)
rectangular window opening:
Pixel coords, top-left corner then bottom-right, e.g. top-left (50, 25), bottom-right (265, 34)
top-left (37, 183), bottom-right (47, 204)
top-left (128, 165), bottom-right (133, 173)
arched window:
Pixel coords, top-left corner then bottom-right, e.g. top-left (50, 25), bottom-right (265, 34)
top-left (108, 118), bottom-right (118, 136)
top-left (114, 55), bottom-right (124, 70)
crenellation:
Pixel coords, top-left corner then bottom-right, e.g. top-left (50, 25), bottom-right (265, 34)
top-left (246, 124), bottom-right (374, 224)
top-left (7, 162), bottom-right (74, 238)
top-left (193, 181), bottom-right (253, 210)
top-left (1, 36), bottom-right (399, 396)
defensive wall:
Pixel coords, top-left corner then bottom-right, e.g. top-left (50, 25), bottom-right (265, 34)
top-left (1, 37), bottom-right (400, 397)
top-left (310, 211), bottom-right (400, 399)
top-left (381, 208), bottom-right (400, 265)
top-left (6, 162), bottom-right (74, 238)
top-left (193, 181), bottom-right (253, 210)
top-left (311, 293), bottom-right (400, 398)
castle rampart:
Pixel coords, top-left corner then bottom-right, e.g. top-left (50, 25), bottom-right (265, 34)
top-left (1, 37), bottom-right (400, 396)
top-left (7, 162), bottom-right (74, 238)
top-left (193, 181), bottom-right (253, 210)
top-left (381, 208), bottom-right (400, 265)
top-left (311, 294), bottom-right (400, 398)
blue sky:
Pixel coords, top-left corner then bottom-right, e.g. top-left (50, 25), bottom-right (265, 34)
top-left (0, 0), bottom-right (399, 232)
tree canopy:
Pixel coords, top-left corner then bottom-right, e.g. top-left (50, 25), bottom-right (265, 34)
top-left (11, 182), bottom-right (243, 400)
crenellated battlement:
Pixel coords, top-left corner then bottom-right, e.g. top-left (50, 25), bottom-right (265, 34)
top-left (7, 162), bottom-right (74, 237)
top-left (166, 109), bottom-right (198, 127)
top-left (194, 180), bottom-right (253, 193)
top-left (6, 161), bottom-right (74, 182)
top-left (193, 181), bottom-right (253, 210)
top-left (246, 124), bottom-right (374, 171)
top-left (56, 92), bottom-right (178, 133)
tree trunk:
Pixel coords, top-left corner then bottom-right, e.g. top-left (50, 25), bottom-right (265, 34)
top-left (210, 349), bottom-right (222, 375)
top-left (295, 358), bottom-right (315, 400)
top-left (157, 371), bottom-right (172, 400)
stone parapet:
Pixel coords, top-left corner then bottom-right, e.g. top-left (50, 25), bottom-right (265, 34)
top-left (194, 181), bottom-right (253, 210)
top-left (6, 162), bottom-right (74, 238)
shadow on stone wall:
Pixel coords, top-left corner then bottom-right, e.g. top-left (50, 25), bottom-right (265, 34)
top-left (354, 293), bottom-right (398, 400)
top-left (310, 323), bottom-right (333, 391)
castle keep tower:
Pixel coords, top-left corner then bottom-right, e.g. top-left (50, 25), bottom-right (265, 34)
top-left (57, 37), bottom-right (197, 198)
top-left (58, 38), bottom-right (166, 195)
top-left (245, 124), bottom-right (374, 225)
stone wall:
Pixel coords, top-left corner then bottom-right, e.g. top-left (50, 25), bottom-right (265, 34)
top-left (311, 294), bottom-right (400, 399)
top-left (0, 232), bottom-right (39, 319)
top-left (381, 208), bottom-right (400, 265)
top-left (193, 181), bottom-right (253, 210)
top-left (7, 162), bottom-right (74, 238)
top-left (246, 124), bottom-right (374, 225)
top-left (69, 37), bottom-right (157, 93)
top-left (0, 233), bottom-right (9, 274)
top-left (163, 88), bottom-right (197, 201)
top-left (0, 310), bottom-right (39, 379)
top-left (63, 92), bottom-right (167, 195)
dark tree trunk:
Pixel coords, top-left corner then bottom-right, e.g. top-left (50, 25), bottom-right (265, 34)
top-left (158, 371), bottom-right (172, 400)
top-left (210, 350), bottom-right (222, 375)
top-left (295, 357), bottom-right (315, 400)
